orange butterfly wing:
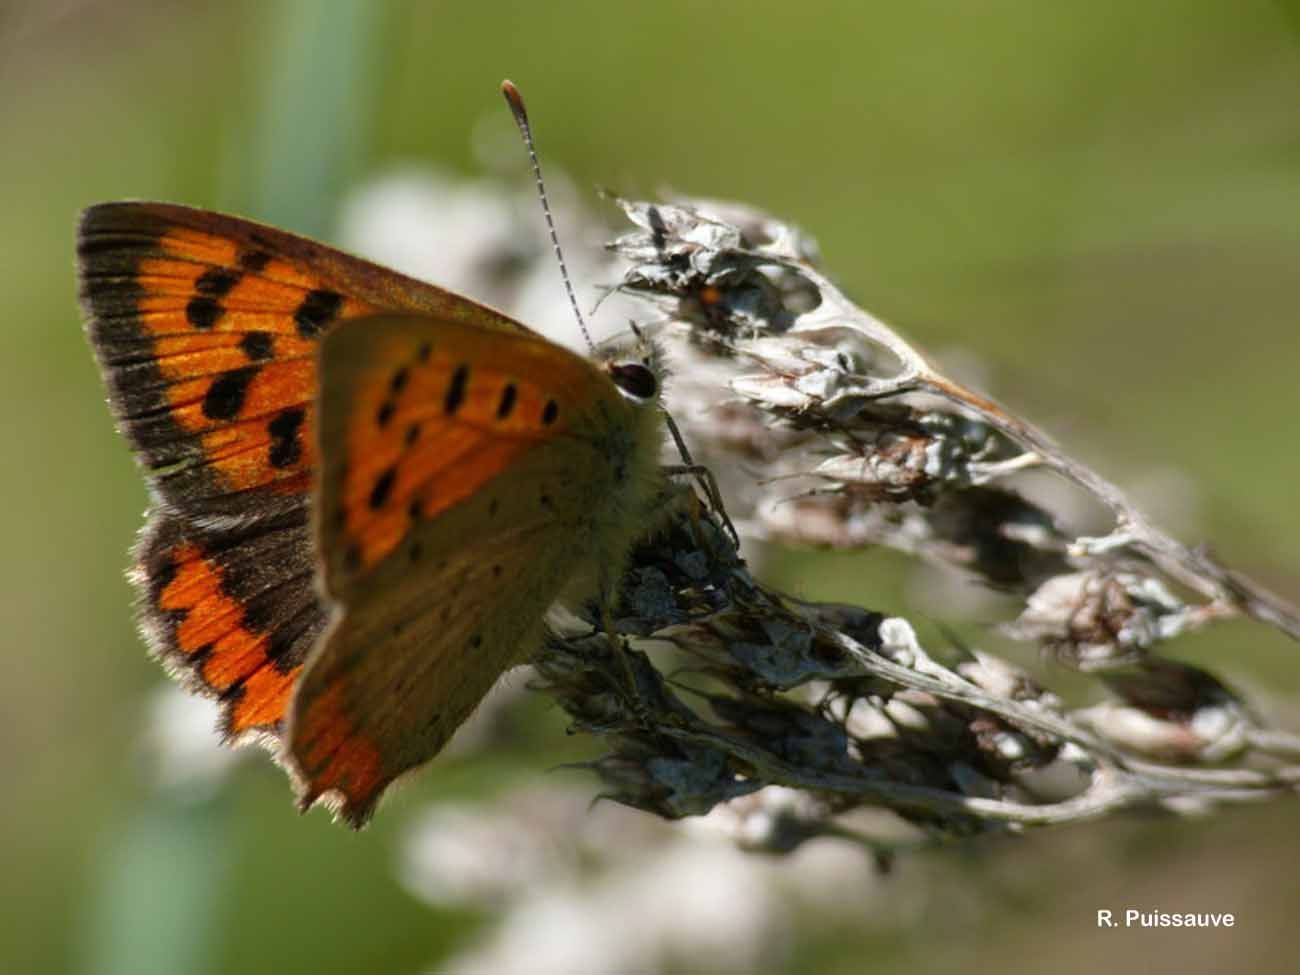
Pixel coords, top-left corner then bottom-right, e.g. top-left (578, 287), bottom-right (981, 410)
top-left (289, 314), bottom-right (653, 825)
top-left (80, 202), bottom-right (530, 518)
top-left (79, 203), bottom-right (536, 741)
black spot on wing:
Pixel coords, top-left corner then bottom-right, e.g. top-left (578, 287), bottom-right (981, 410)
top-left (294, 289), bottom-right (342, 338)
top-left (267, 408), bottom-right (305, 469)
top-left (497, 383), bottom-right (516, 420)
top-left (542, 399), bottom-right (559, 425)
top-left (238, 249), bottom-right (271, 272)
top-left (240, 331), bottom-right (274, 361)
top-left (202, 366), bottom-right (258, 421)
top-left (369, 465), bottom-right (396, 509)
top-left (444, 365), bottom-right (468, 414)
top-left (186, 264), bottom-right (238, 327)
top-left (186, 296), bottom-right (223, 330)
top-left (195, 266), bottom-right (241, 298)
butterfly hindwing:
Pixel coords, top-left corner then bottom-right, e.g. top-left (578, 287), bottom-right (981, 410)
top-left (134, 506), bottom-right (326, 738)
top-left (289, 511), bottom-right (559, 826)
top-left (288, 314), bottom-right (647, 824)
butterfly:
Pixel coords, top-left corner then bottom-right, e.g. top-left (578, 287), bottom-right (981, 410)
top-left (78, 200), bottom-right (669, 827)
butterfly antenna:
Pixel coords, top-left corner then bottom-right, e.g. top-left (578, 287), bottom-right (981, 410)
top-left (501, 80), bottom-right (596, 353)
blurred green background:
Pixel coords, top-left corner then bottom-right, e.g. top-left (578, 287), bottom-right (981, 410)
top-left (3, 0), bottom-right (1299, 972)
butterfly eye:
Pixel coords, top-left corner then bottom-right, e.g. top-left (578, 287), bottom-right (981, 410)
top-left (609, 362), bottom-right (657, 401)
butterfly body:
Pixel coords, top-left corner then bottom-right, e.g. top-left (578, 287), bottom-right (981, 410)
top-left (80, 201), bottom-right (666, 825)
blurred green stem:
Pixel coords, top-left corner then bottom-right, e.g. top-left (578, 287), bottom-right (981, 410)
top-left (80, 4), bottom-right (381, 973)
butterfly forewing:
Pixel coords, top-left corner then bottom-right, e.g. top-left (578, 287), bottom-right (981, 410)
top-left (289, 314), bottom-right (642, 825)
top-left (78, 202), bottom-right (532, 520)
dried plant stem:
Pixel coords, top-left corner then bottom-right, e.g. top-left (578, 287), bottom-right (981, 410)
top-left (786, 257), bottom-right (1300, 640)
top-left (529, 196), bottom-right (1300, 853)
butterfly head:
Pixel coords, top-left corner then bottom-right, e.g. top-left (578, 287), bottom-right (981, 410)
top-left (598, 331), bottom-right (667, 407)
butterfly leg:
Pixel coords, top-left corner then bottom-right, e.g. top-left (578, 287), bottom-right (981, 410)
top-left (594, 565), bottom-right (655, 728)
top-left (661, 409), bottom-right (739, 546)
top-left (663, 462), bottom-right (739, 552)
